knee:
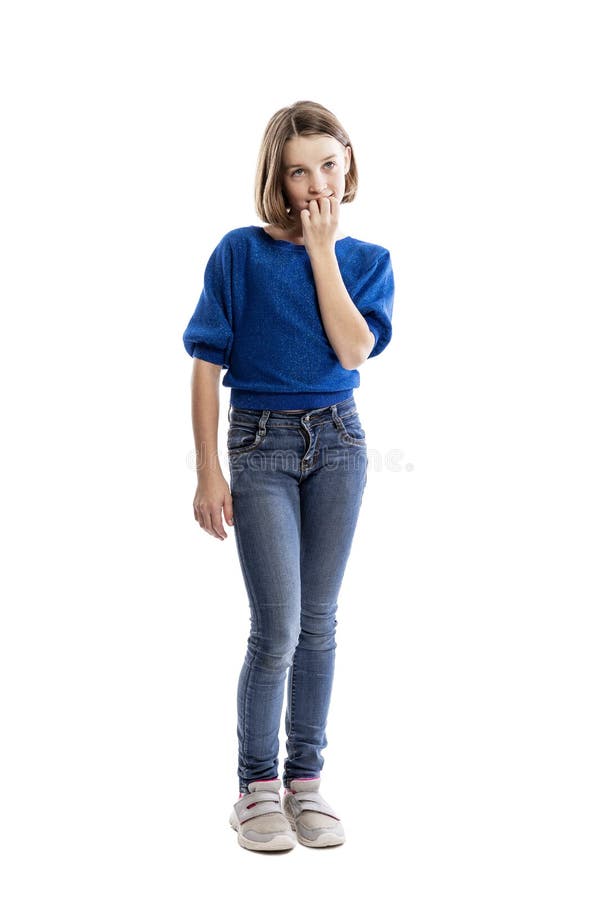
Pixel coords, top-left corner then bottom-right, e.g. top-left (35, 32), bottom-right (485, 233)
top-left (247, 623), bottom-right (301, 671)
top-left (298, 613), bottom-right (338, 651)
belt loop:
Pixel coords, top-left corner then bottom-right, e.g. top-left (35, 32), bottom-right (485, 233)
top-left (331, 403), bottom-right (342, 430)
top-left (258, 409), bottom-right (270, 434)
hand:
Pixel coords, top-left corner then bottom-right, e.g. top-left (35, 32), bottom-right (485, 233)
top-left (193, 472), bottom-right (235, 540)
top-left (300, 196), bottom-right (340, 256)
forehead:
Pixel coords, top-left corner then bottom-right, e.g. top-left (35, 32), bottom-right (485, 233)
top-left (282, 134), bottom-right (342, 165)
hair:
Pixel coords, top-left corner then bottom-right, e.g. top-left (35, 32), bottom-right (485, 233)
top-left (255, 100), bottom-right (358, 231)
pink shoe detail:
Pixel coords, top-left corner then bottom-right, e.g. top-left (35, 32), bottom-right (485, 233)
top-left (285, 776), bottom-right (320, 795)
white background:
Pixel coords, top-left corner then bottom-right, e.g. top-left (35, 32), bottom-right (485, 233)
top-left (1, 0), bottom-right (598, 896)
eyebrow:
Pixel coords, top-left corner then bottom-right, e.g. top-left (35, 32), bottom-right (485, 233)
top-left (284, 155), bottom-right (336, 171)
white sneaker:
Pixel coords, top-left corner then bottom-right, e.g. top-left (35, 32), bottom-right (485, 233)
top-left (282, 777), bottom-right (346, 847)
top-left (229, 778), bottom-right (296, 852)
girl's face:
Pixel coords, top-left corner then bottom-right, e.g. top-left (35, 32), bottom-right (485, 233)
top-left (280, 134), bottom-right (351, 220)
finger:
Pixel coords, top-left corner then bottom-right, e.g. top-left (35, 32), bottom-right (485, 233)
top-left (223, 497), bottom-right (235, 526)
top-left (208, 507), bottom-right (227, 540)
top-left (317, 196), bottom-right (331, 221)
top-left (197, 505), bottom-right (220, 540)
top-left (197, 506), bottom-right (208, 530)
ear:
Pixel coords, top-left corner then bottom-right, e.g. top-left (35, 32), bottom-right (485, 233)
top-left (344, 144), bottom-right (352, 175)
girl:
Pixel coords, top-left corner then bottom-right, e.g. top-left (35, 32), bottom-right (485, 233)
top-left (182, 100), bottom-right (394, 852)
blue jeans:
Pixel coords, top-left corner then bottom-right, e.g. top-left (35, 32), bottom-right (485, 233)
top-left (227, 396), bottom-right (369, 793)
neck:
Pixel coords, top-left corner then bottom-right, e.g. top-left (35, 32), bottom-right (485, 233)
top-left (283, 214), bottom-right (304, 240)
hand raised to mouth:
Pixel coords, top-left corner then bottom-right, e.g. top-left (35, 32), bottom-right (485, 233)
top-left (300, 196), bottom-right (340, 256)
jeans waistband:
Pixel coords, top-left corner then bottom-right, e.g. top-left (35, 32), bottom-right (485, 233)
top-left (228, 395), bottom-right (358, 426)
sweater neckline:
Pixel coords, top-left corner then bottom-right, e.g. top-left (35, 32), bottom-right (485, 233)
top-left (255, 225), bottom-right (353, 250)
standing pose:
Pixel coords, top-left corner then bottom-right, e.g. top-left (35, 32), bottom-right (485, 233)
top-left (183, 100), bottom-right (395, 852)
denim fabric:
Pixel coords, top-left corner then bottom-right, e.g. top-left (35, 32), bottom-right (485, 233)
top-left (227, 395), bottom-right (368, 793)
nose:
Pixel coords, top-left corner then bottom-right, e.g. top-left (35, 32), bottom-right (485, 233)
top-left (309, 181), bottom-right (329, 195)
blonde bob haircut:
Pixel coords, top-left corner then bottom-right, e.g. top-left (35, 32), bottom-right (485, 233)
top-left (255, 100), bottom-right (358, 232)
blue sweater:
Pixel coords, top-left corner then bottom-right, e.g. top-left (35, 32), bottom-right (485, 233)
top-left (182, 225), bottom-right (394, 410)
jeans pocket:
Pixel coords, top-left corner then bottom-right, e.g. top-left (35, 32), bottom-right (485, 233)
top-left (227, 422), bottom-right (263, 456)
top-left (339, 412), bottom-right (367, 446)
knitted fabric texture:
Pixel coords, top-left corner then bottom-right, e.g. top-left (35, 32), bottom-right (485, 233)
top-left (182, 225), bottom-right (395, 410)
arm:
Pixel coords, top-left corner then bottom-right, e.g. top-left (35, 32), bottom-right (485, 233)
top-left (301, 196), bottom-right (376, 369)
top-left (309, 249), bottom-right (376, 369)
top-left (191, 358), bottom-right (234, 540)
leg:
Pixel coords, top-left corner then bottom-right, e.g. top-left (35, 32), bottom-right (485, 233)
top-left (283, 441), bottom-right (368, 787)
top-left (230, 459), bottom-right (302, 795)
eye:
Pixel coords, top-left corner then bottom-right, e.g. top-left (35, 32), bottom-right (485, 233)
top-left (290, 160), bottom-right (337, 177)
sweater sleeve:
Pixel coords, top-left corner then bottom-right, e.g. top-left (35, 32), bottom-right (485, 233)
top-left (182, 237), bottom-right (233, 367)
top-left (353, 249), bottom-right (395, 359)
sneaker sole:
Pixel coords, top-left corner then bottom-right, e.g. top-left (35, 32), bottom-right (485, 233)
top-left (283, 811), bottom-right (346, 847)
top-left (229, 816), bottom-right (296, 852)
